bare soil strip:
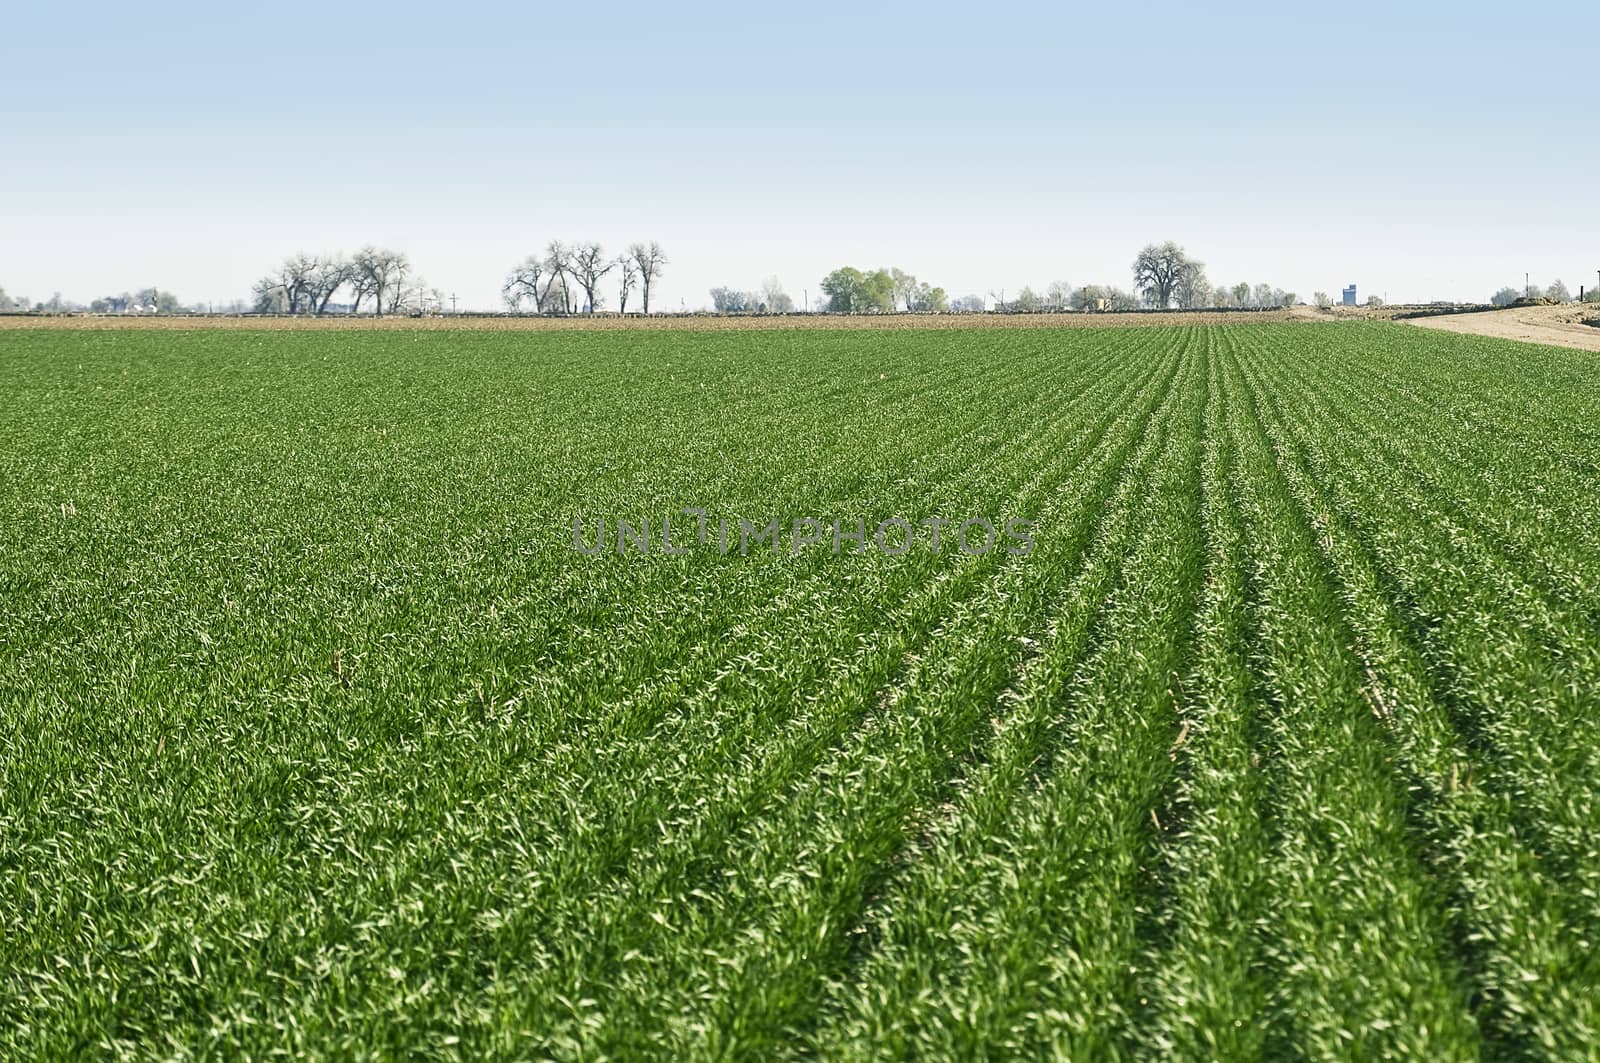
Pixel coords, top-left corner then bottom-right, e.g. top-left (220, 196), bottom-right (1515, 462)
top-left (0, 309), bottom-right (1305, 332)
top-left (13, 305), bottom-right (1593, 350)
top-left (1402, 305), bottom-right (1600, 353)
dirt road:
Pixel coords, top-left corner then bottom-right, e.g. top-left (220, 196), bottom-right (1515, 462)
top-left (1403, 304), bottom-right (1600, 353)
top-left (0, 309), bottom-right (1307, 333)
top-left (8, 304), bottom-right (1594, 348)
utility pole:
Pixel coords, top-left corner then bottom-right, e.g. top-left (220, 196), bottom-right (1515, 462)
top-left (1526, 272), bottom-right (1530, 299)
top-left (804, 289), bottom-right (808, 313)
top-left (450, 293), bottom-right (457, 314)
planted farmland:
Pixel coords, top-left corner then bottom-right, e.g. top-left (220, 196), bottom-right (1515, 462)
top-left (1, 322), bottom-right (1597, 1057)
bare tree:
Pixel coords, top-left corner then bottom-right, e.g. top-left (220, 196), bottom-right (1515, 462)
top-left (287, 254), bottom-right (318, 313)
top-left (386, 276), bottom-right (431, 315)
top-left (1174, 263), bottom-right (1211, 309)
top-left (628, 241), bottom-right (667, 313)
top-left (388, 282), bottom-right (417, 315)
top-left (348, 264), bottom-right (376, 315)
top-left (541, 273), bottom-right (573, 314)
top-left (616, 256), bottom-right (640, 312)
top-left (761, 275), bottom-right (795, 313)
top-left (569, 243), bottom-right (615, 312)
top-left (1046, 280), bottom-right (1073, 309)
top-left (503, 256), bottom-right (545, 311)
top-left (379, 252), bottom-right (413, 315)
top-left (1133, 242), bottom-right (1199, 309)
top-left (352, 247), bottom-right (411, 316)
top-left (259, 254), bottom-right (319, 313)
top-left (307, 256), bottom-right (351, 314)
top-left (542, 241), bottom-right (574, 314)
top-left (252, 254), bottom-right (335, 314)
top-left (251, 276), bottom-right (289, 313)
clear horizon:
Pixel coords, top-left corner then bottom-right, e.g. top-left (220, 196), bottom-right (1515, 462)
top-left (3, 0), bottom-right (1596, 311)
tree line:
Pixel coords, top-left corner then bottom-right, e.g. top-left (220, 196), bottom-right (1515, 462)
top-left (502, 242), bottom-right (666, 314)
top-left (0, 286), bottom-right (186, 314)
top-left (709, 244), bottom-right (1308, 317)
top-left (251, 241), bottom-right (669, 317)
top-left (710, 244), bottom-right (1304, 317)
top-left (1490, 280), bottom-right (1594, 305)
top-left (251, 248), bottom-right (438, 316)
top-left (705, 269), bottom-right (961, 314)
top-left (1127, 242), bottom-right (1301, 310)
top-left (10, 242), bottom-right (1598, 316)
top-left (710, 277), bottom-right (795, 314)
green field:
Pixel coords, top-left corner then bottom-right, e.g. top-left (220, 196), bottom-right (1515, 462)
top-left (2, 323), bottom-right (1598, 1058)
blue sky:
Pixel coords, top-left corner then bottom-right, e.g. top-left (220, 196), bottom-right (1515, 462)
top-left (2, 1), bottom-right (1595, 309)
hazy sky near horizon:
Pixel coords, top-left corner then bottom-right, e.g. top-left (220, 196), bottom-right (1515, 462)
top-left (2, 1), bottom-right (1595, 310)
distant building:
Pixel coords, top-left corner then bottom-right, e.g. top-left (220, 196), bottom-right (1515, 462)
top-left (1342, 284), bottom-right (1358, 307)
